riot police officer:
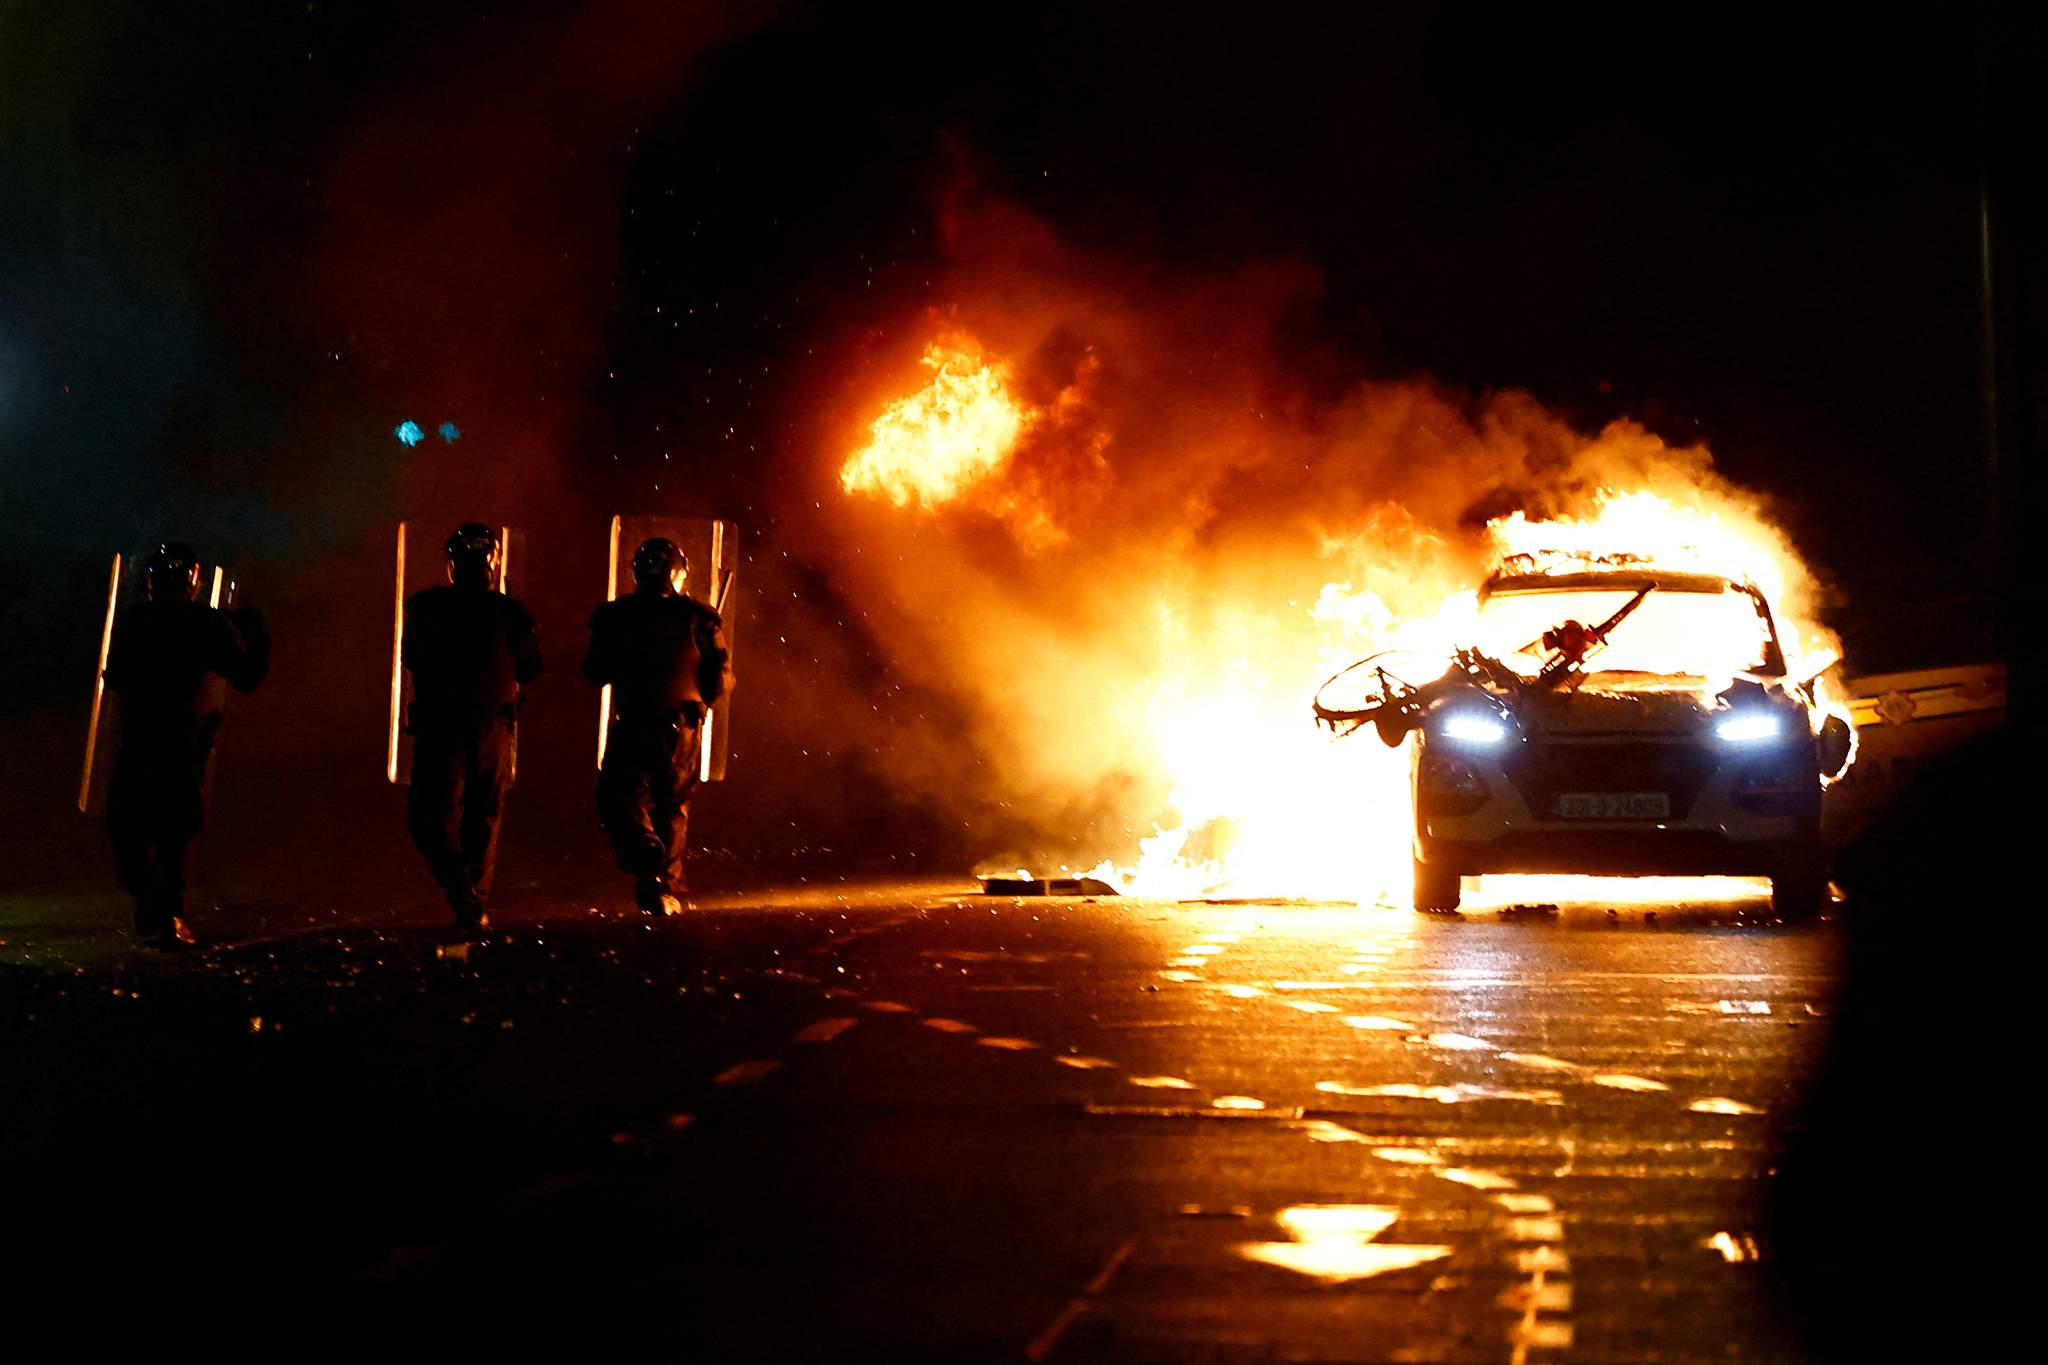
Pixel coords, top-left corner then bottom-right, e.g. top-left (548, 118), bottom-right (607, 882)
top-left (401, 523), bottom-right (542, 930)
top-left (104, 542), bottom-right (270, 947)
top-left (582, 538), bottom-right (732, 915)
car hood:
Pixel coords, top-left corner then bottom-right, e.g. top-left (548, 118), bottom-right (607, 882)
top-left (1518, 687), bottom-right (1718, 737)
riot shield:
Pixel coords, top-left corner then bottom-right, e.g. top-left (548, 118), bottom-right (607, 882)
top-left (595, 516), bottom-right (740, 782)
top-left (79, 556), bottom-right (241, 815)
top-left (77, 554), bottom-right (124, 814)
top-left (385, 522), bottom-right (521, 786)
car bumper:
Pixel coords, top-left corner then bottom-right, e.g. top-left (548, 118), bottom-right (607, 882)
top-left (1417, 824), bottom-right (1802, 876)
top-left (1413, 735), bottom-right (1815, 876)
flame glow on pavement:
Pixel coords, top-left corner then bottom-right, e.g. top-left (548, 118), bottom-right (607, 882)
top-left (1239, 1205), bottom-right (1454, 1283)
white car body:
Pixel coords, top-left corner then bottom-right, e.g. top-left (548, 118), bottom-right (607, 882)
top-left (1410, 568), bottom-right (1830, 917)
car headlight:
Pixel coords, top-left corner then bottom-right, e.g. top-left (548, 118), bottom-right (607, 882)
top-left (1441, 711), bottom-right (1509, 744)
top-left (1715, 711), bottom-right (1784, 744)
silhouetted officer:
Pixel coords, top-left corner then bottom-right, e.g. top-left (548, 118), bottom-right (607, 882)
top-left (402, 523), bottom-right (541, 930)
top-left (104, 542), bottom-right (269, 947)
top-left (583, 537), bottom-right (732, 915)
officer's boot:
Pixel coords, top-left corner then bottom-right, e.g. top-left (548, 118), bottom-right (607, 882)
top-left (451, 884), bottom-right (490, 933)
top-left (151, 883), bottom-right (196, 949)
top-left (634, 878), bottom-right (682, 917)
top-left (133, 889), bottom-right (162, 941)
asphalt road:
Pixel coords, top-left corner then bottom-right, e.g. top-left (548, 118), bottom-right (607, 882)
top-left (1, 881), bottom-right (1841, 1360)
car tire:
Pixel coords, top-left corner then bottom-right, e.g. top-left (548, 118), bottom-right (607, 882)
top-left (1413, 855), bottom-right (1462, 914)
top-left (1770, 853), bottom-right (1828, 923)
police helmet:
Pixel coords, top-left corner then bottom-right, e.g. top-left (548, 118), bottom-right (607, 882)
top-left (143, 542), bottom-right (203, 603)
top-left (631, 537), bottom-right (687, 596)
top-left (445, 522), bottom-right (501, 588)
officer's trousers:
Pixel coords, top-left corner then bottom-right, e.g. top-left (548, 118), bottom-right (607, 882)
top-left (598, 715), bottom-right (701, 891)
top-left (408, 719), bottom-right (514, 901)
top-left (107, 725), bottom-right (215, 929)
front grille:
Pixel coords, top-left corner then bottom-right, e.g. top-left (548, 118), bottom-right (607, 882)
top-left (1503, 737), bottom-right (1720, 820)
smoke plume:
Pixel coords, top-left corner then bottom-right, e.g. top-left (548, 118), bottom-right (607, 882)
top-left (790, 189), bottom-right (1840, 889)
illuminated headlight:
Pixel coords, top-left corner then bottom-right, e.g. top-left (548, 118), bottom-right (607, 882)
top-left (1441, 712), bottom-right (1509, 745)
top-left (1715, 711), bottom-right (1784, 744)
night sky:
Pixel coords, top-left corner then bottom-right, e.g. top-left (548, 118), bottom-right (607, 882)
top-left (2, 1), bottom-right (2035, 879)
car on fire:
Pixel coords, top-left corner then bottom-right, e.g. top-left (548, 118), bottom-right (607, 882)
top-left (1318, 556), bottom-right (1853, 919)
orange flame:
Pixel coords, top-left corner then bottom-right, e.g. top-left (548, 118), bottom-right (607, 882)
top-left (1487, 490), bottom-right (1837, 676)
top-left (1482, 490), bottom-right (1856, 778)
top-left (839, 340), bottom-right (1028, 509)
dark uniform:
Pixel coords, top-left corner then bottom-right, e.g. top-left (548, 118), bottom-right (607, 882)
top-left (583, 545), bottom-right (732, 912)
top-left (401, 528), bottom-right (542, 927)
top-left (104, 547), bottom-right (269, 945)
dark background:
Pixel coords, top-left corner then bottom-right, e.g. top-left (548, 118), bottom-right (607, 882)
top-left (2, 1), bottom-right (2038, 894)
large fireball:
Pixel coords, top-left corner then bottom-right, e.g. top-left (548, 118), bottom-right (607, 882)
top-left (839, 340), bottom-right (1028, 509)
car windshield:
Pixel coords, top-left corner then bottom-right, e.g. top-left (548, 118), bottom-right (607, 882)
top-left (1474, 584), bottom-right (1776, 680)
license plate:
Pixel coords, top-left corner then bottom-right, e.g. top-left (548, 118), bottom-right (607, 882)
top-left (1553, 792), bottom-right (1670, 820)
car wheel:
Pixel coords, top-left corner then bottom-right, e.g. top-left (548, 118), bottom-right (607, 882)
top-left (1413, 855), bottom-right (1462, 914)
top-left (1770, 854), bottom-right (1828, 923)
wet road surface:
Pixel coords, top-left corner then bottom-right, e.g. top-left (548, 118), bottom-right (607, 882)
top-left (1, 882), bottom-right (1837, 1359)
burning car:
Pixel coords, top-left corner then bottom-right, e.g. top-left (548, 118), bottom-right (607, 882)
top-left (1317, 555), bottom-right (1853, 919)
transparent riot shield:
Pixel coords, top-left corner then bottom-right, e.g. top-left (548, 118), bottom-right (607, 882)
top-left (79, 556), bottom-right (241, 815)
top-left (77, 554), bottom-right (124, 814)
top-left (595, 516), bottom-right (740, 782)
top-left (385, 522), bottom-right (521, 786)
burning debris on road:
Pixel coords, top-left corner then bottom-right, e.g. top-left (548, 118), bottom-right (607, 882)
top-left (976, 873), bottom-right (1119, 897)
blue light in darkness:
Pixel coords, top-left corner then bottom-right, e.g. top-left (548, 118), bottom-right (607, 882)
top-left (394, 420), bottom-right (425, 447)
